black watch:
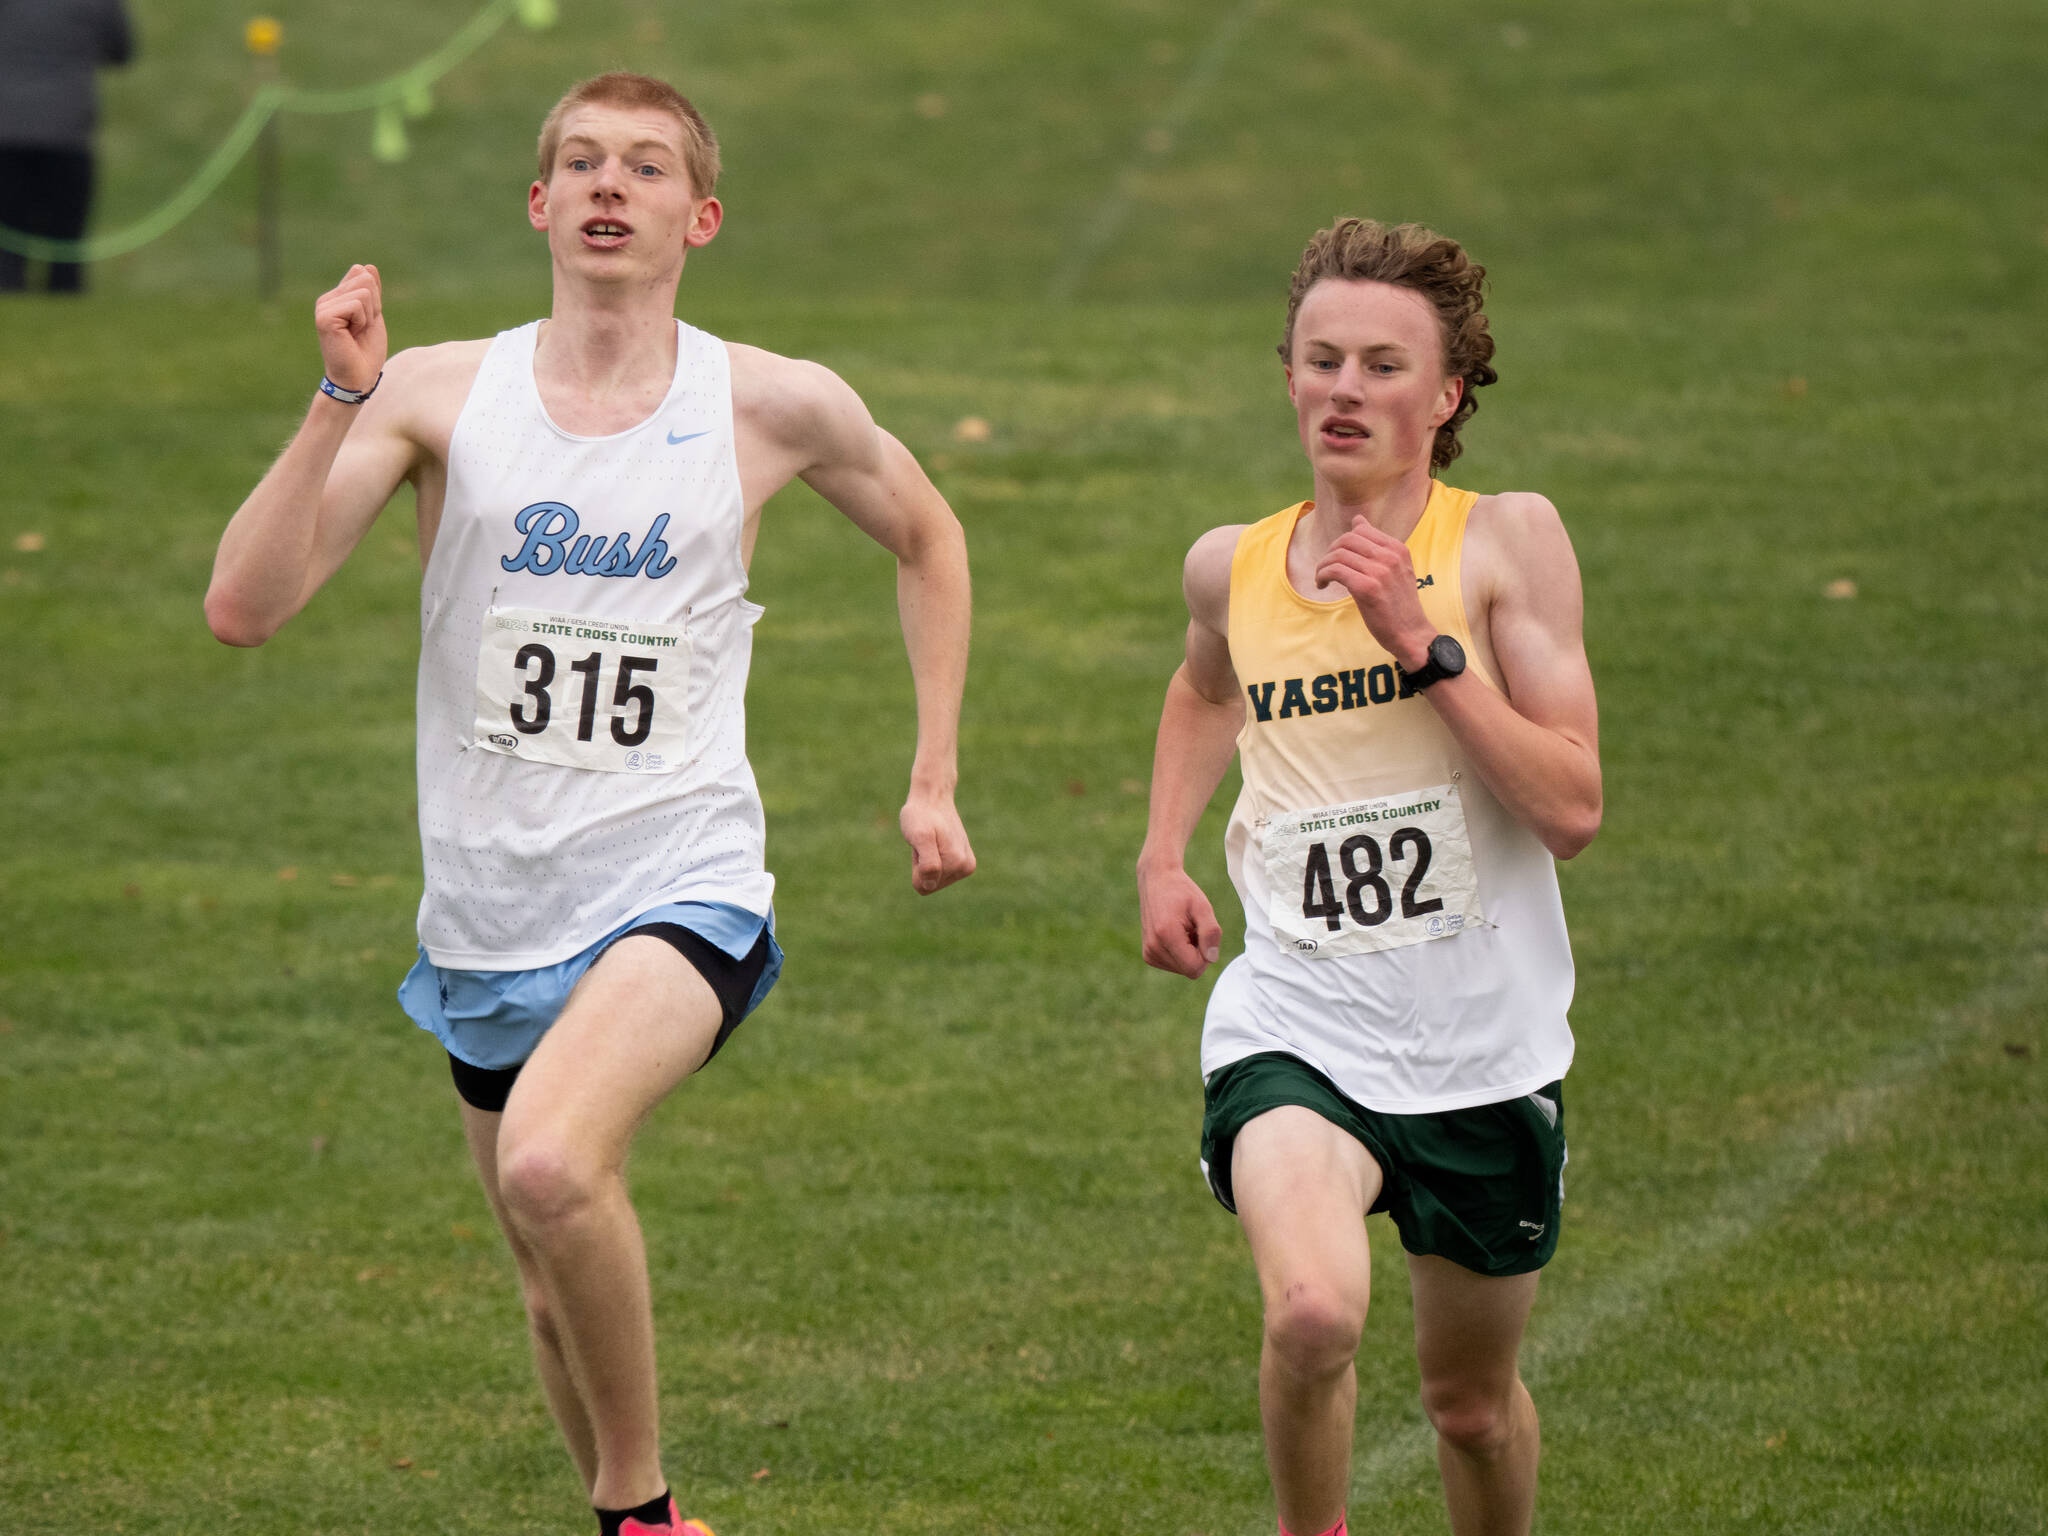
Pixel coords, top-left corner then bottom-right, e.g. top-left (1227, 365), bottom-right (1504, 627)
top-left (1400, 634), bottom-right (1466, 692)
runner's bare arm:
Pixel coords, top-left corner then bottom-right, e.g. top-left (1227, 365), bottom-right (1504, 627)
top-left (1313, 494), bottom-right (1601, 858)
top-left (1137, 526), bottom-right (1246, 979)
top-left (205, 265), bottom-right (420, 646)
top-left (778, 361), bottom-right (977, 895)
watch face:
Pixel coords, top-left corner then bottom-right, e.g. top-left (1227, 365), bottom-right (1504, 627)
top-left (1430, 634), bottom-right (1466, 674)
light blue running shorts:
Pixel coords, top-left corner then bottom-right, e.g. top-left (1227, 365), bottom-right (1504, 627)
top-left (397, 901), bottom-right (782, 1070)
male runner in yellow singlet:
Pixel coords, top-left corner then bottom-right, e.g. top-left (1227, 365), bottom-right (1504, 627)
top-left (207, 74), bottom-right (974, 1536)
top-left (1136, 218), bottom-right (1600, 1536)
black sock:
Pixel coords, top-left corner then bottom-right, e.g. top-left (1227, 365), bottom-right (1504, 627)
top-left (595, 1488), bottom-right (673, 1535)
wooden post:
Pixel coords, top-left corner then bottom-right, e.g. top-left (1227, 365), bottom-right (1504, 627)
top-left (246, 18), bottom-right (283, 298)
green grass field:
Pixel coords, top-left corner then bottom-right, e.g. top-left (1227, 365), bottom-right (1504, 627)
top-left (4, 1), bottom-right (2046, 1532)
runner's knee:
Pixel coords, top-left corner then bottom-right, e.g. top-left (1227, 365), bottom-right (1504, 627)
top-left (1264, 1281), bottom-right (1365, 1377)
top-left (497, 1136), bottom-right (607, 1232)
top-left (1419, 1379), bottom-right (1520, 1457)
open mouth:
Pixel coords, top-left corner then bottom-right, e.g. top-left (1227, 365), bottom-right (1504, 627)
top-left (1322, 419), bottom-right (1370, 443)
top-left (580, 220), bottom-right (633, 249)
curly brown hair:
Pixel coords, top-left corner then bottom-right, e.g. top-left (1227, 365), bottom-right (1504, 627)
top-left (1277, 218), bottom-right (1498, 470)
top-left (536, 73), bottom-right (721, 199)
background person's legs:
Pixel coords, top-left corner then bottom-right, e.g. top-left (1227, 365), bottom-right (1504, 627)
top-left (43, 149), bottom-right (94, 294)
top-left (0, 146), bottom-right (34, 291)
top-left (0, 147), bottom-right (94, 293)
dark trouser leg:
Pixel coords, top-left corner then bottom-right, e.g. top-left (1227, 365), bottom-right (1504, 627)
top-left (0, 146), bottom-right (95, 293)
top-left (0, 147), bottom-right (30, 291)
top-left (43, 149), bottom-right (94, 294)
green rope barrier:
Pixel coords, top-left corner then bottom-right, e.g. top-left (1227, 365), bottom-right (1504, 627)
top-left (0, 0), bottom-right (556, 264)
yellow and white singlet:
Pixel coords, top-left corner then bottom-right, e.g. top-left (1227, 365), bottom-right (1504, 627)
top-left (1202, 482), bottom-right (1576, 1112)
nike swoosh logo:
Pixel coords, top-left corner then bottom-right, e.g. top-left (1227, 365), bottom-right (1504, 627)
top-left (666, 429), bottom-right (711, 445)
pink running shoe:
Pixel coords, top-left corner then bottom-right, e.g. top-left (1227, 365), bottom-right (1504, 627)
top-left (618, 1496), bottom-right (716, 1536)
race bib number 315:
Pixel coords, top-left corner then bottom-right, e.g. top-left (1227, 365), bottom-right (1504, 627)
top-left (473, 608), bottom-right (691, 773)
top-left (1263, 783), bottom-right (1484, 958)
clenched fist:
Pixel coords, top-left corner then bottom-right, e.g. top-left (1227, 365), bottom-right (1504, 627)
top-left (1138, 860), bottom-right (1222, 979)
top-left (1313, 514), bottom-right (1434, 671)
top-left (314, 264), bottom-right (387, 396)
top-left (901, 788), bottom-right (977, 895)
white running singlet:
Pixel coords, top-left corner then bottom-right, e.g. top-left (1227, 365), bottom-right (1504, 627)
top-left (414, 320), bottom-right (774, 970)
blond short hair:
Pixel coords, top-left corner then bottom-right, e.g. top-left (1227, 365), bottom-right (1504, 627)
top-left (536, 72), bottom-right (721, 197)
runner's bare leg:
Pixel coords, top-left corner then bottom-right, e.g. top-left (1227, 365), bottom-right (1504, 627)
top-left (1409, 1254), bottom-right (1542, 1536)
top-left (461, 1103), bottom-right (601, 1487)
top-left (462, 935), bottom-right (724, 1509)
top-left (1234, 1105), bottom-right (1384, 1536)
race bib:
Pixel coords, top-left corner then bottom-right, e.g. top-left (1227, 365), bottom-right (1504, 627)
top-left (1263, 783), bottom-right (1484, 958)
top-left (473, 608), bottom-right (691, 773)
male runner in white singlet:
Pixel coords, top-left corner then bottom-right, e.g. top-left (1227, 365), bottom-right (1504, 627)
top-left (1136, 219), bottom-right (1601, 1536)
top-left (206, 74), bottom-right (974, 1536)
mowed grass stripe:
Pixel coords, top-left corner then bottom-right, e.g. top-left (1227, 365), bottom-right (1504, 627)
top-left (1048, 0), bottom-right (1272, 301)
top-left (1351, 935), bottom-right (2048, 1513)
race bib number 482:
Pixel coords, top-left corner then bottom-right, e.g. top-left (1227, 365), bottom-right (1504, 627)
top-left (1263, 783), bottom-right (1484, 958)
top-left (473, 608), bottom-right (691, 773)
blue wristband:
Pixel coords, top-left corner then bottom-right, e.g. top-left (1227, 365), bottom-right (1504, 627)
top-left (319, 372), bottom-right (381, 405)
